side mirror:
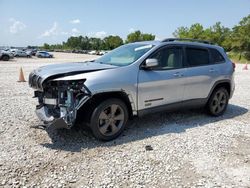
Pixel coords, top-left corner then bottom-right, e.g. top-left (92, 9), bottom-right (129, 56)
top-left (142, 58), bottom-right (159, 69)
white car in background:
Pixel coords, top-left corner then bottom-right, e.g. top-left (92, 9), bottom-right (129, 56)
top-left (98, 51), bottom-right (108, 55)
top-left (88, 50), bottom-right (97, 55)
top-left (36, 51), bottom-right (53, 58)
top-left (0, 50), bottom-right (14, 61)
top-left (10, 49), bottom-right (18, 54)
top-left (14, 50), bottom-right (31, 58)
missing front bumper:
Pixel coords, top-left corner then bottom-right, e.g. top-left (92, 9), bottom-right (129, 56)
top-left (49, 118), bottom-right (69, 129)
top-left (35, 106), bottom-right (70, 129)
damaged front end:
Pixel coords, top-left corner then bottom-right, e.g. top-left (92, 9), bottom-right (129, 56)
top-left (31, 78), bottom-right (91, 129)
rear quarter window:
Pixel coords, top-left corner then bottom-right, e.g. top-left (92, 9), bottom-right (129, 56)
top-left (186, 48), bottom-right (210, 66)
top-left (210, 48), bottom-right (225, 63)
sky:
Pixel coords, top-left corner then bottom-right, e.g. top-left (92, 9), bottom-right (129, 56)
top-left (0, 0), bottom-right (249, 47)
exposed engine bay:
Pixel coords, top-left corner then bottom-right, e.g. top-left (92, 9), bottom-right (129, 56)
top-left (33, 78), bottom-right (91, 129)
top-left (28, 62), bottom-right (119, 129)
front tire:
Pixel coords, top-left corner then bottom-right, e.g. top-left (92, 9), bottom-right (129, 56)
top-left (90, 98), bottom-right (128, 141)
top-left (2, 55), bottom-right (9, 61)
top-left (207, 87), bottom-right (229, 116)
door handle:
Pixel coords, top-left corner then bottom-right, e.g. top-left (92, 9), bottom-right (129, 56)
top-left (173, 72), bottom-right (183, 77)
top-left (209, 68), bottom-right (216, 73)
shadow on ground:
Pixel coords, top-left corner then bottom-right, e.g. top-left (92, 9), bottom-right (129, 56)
top-left (41, 104), bottom-right (248, 152)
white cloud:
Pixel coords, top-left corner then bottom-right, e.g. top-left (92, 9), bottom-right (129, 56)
top-left (40, 22), bottom-right (59, 37)
top-left (87, 31), bottom-right (107, 38)
top-left (70, 19), bottom-right (80, 24)
top-left (154, 36), bottom-right (162, 41)
top-left (9, 18), bottom-right (26, 34)
top-left (40, 23), bottom-right (82, 38)
top-left (70, 28), bottom-right (80, 36)
top-left (128, 28), bottom-right (135, 33)
top-left (93, 31), bottom-right (107, 38)
top-left (61, 31), bottom-right (69, 35)
top-left (71, 28), bottom-right (80, 33)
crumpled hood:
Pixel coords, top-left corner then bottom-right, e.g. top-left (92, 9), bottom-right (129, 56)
top-left (29, 62), bottom-right (117, 90)
top-left (33, 62), bottom-right (117, 81)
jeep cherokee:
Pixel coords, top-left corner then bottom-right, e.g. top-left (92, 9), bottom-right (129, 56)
top-left (29, 38), bottom-right (235, 141)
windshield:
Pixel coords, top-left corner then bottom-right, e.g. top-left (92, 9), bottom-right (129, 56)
top-left (95, 43), bottom-right (154, 66)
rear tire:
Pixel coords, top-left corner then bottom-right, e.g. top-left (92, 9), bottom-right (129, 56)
top-left (207, 87), bottom-right (229, 116)
top-left (90, 98), bottom-right (128, 141)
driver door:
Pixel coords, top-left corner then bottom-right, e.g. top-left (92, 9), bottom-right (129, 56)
top-left (137, 46), bottom-right (186, 111)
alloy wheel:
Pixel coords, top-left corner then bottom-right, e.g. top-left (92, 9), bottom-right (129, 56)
top-left (210, 90), bottom-right (227, 114)
top-left (98, 104), bottom-right (125, 136)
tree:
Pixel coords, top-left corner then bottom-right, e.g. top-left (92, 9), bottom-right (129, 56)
top-left (126, 30), bottom-right (155, 43)
top-left (43, 43), bottom-right (50, 50)
top-left (188, 23), bottom-right (205, 39)
top-left (141, 33), bottom-right (155, 41)
top-left (39, 14), bottom-right (250, 60)
top-left (126, 30), bottom-right (142, 43)
top-left (66, 36), bottom-right (81, 49)
top-left (173, 23), bottom-right (232, 51)
top-left (88, 37), bottom-right (102, 50)
top-left (80, 36), bottom-right (91, 50)
top-left (173, 27), bottom-right (189, 38)
top-left (231, 14), bottom-right (250, 60)
top-left (205, 22), bottom-right (231, 50)
top-left (103, 35), bottom-right (123, 50)
top-left (173, 24), bottom-right (204, 39)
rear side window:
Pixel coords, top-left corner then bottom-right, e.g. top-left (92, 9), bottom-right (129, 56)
top-left (186, 48), bottom-right (209, 66)
top-left (210, 48), bottom-right (225, 63)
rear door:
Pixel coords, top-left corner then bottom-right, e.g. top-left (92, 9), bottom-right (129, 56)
top-left (182, 46), bottom-right (221, 101)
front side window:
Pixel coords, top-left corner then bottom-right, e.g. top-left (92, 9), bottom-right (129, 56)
top-left (150, 47), bottom-right (183, 70)
top-left (95, 43), bottom-right (154, 66)
top-left (186, 48), bottom-right (209, 66)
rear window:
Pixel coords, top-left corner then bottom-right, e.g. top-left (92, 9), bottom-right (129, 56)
top-left (186, 48), bottom-right (210, 66)
top-left (210, 48), bottom-right (225, 63)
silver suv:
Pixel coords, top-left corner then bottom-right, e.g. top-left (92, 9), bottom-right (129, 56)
top-left (29, 38), bottom-right (235, 140)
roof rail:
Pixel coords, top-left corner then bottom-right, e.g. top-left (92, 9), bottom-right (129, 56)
top-left (162, 38), bottom-right (212, 44)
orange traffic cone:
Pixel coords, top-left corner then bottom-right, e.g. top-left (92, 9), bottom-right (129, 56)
top-left (243, 63), bottom-right (248, 70)
top-left (18, 67), bottom-right (26, 82)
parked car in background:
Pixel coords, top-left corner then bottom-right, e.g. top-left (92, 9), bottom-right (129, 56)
top-left (36, 51), bottom-right (53, 58)
top-left (29, 38), bottom-right (235, 141)
top-left (3, 49), bottom-right (15, 56)
top-left (27, 49), bottom-right (37, 56)
top-left (0, 50), bottom-right (14, 61)
top-left (88, 50), bottom-right (97, 55)
top-left (10, 49), bottom-right (19, 54)
top-left (98, 51), bottom-right (108, 55)
top-left (14, 50), bottom-right (31, 58)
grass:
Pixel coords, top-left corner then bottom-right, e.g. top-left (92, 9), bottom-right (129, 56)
top-left (227, 51), bottom-right (250, 64)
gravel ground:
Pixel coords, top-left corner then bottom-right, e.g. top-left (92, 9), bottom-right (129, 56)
top-left (0, 53), bottom-right (250, 187)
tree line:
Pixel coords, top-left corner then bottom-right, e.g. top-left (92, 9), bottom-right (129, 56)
top-left (173, 14), bottom-right (250, 60)
top-left (42, 14), bottom-right (250, 60)
top-left (42, 30), bottom-right (155, 51)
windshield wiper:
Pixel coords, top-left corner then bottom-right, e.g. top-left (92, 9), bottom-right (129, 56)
top-left (94, 61), bottom-right (116, 66)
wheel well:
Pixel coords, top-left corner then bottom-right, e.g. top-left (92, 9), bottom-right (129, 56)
top-left (76, 91), bottom-right (133, 124)
top-left (213, 82), bottom-right (231, 96)
top-left (2, 55), bottom-right (9, 58)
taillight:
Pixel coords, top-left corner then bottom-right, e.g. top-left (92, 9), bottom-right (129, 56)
top-left (232, 62), bottom-right (236, 71)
